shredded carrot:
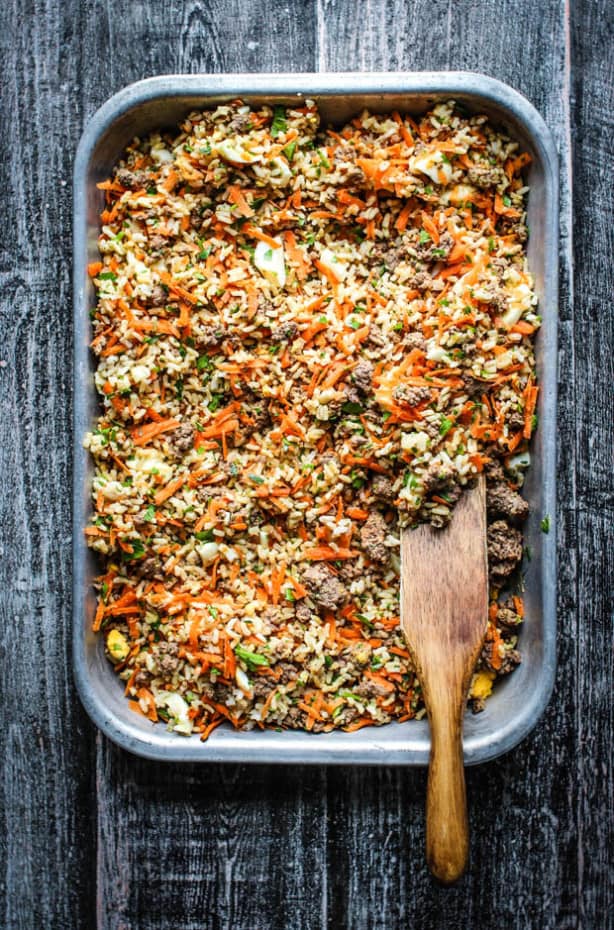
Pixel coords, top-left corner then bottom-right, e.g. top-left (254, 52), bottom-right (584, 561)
top-left (131, 418), bottom-right (180, 446)
top-left (137, 688), bottom-right (158, 722)
top-left (242, 225), bottom-right (281, 249)
top-left (303, 547), bottom-right (358, 561)
top-left (154, 474), bottom-right (186, 504)
top-left (228, 184), bottom-right (255, 218)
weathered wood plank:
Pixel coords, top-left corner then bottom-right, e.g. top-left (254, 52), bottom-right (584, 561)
top-left (97, 740), bottom-right (328, 930)
top-left (570, 0), bottom-right (614, 923)
top-left (0, 2), bottom-right (97, 929)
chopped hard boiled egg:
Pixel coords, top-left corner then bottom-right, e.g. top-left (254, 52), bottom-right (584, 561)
top-left (471, 670), bottom-right (496, 701)
top-left (254, 238), bottom-right (286, 288)
top-left (214, 138), bottom-right (261, 165)
top-left (106, 629), bottom-right (130, 663)
top-left (502, 276), bottom-right (534, 328)
top-left (253, 156), bottom-right (292, 188)
top-left (318, 248), bottom-right (347, 282)
top-left (412, 149), bottom-right (453, 185)
top-left (156, 691), bottom-right (193, 735)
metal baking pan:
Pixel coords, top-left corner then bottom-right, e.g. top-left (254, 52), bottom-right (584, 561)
top-left (73, 72), bottom-right (558, 765)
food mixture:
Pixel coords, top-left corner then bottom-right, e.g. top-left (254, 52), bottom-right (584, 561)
top-left (86, 99), bottom-right (540, 739)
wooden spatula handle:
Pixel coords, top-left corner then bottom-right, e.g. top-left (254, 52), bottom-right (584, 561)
top-left (425, 693), bottom-right (468, 884)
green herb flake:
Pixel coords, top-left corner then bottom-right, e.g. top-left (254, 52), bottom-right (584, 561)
top-left (439, 417), bottom-right (454, 437)
top-left (248, 474), bottom-right (265, 485)
top-left (208, 394), bottom-right (224, 412)
top-left (234, 644), bottom-right (270, 670)
top-left (270, 106), bottom-right (287, 138)
top-left (143, 505), bottom-right (156, 522)
top-left (418, 229), bottom-right (431, 244)
top-left (195, 529), bottom-right (215, 542)
top-left (122, 538), bottom-right (145, 561)
top-left (342, 401), bottom-right (363, 415)
top-left (540, 515), bottom-right (551, 534)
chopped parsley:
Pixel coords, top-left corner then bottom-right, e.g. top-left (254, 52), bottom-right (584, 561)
top-left (234, 644), bottom-right (270, 669)
top-left (270, 106), bottom-right (287, 138)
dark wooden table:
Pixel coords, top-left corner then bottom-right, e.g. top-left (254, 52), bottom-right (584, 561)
top-left (1, 1), bottom-right (612, 927)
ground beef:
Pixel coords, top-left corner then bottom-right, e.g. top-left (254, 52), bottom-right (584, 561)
top-left (371, 474), bottom-right (396, 503)
top-left (487, 520), bottom-right (523, 581)
top-left (148, 234), bottom-right (169, 251)
top-left (507, 408), bottom-right (525, 432)
top-left (470, 697), bottom-right (486, 714)
top-left (366, 325), bottom-right (387, 348)
top-left (367, 242), bottom-right (406, 270)
top-left (196, 325), bottom-right (225, 348)
top-left (422, 460), bottom-right (455, 492)
top-left (275, 661), bottom-right (300, 685)
top-left (149, 285), bottom-right (168, 307)
top-left (484, 458), bottom-right (506, 482)
top-left (337, 560), bottom-right (363, 583)
top-left (133, 670), bottom-right (152, 688)
top-left (241, 391), bottom-right (271, 432)
top-left (115, 167), bottom-right (150, 190)
top-left (168, 423), bottom-right (194, 455)
top-left (409, 270), bottom-right (443, 292)
top-left (415, 231), bottom-right (454, 262)
top-left (487, 483), bottom-right (529, 523)
top-left (467, 165), bottom-right (507, 189)
top-left (354, 677), bottom-right (390, 699)
top-left (393, 384), bottom-right (431, 407)
top-left (294, 602), bottom-right (312, 623)
top-left (228, 113), bottom-right (252, 132)
top-left (496, 606), bottom-right (522, 629)
top-left (136, 556), bottom-right (163, 579)
top-left (461, 373), bottom-right (487, 397)
top-left (352, 359), bottom-right (374, 392)
top-left (360, 511), bottom-right (388, 562)
top-left (474, 285), bottom-right (507, 313)
top-left (499, 648), bottom-right (521, 674)
top-left (302, 563), bottom-right (349, 610)
top-left (402, 332), bottom-right (427, 351)
top-left (252, 677), bottom-right (276, 698)
top-left (196, 484), bottom-right (231, 503)
top-left (271, 321), bottom-right (298, 342)
top-left (482, 639), bottom-right (521, 675)
top-left (153, 642), bottom-right (180, 675)
top-left (262, 608), bottom-right (285, 629)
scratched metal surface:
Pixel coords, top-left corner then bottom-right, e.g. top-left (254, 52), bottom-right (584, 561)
top-left (0, 1), bottom-right (612, 928)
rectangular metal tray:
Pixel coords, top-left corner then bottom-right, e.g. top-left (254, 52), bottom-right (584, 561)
top-left (73, 72), bottom-right (558, 765)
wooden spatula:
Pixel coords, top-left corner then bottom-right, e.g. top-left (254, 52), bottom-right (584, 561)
top-left (400, 475), bottom-right (488, 884)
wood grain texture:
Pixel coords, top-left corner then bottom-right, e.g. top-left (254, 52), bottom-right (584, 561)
top-left (0, 0), bottom-right (612, 927)
top-left (0, 2), bottom-right (97, 929)
top-left (401, 478), bottom-right (488, 883)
